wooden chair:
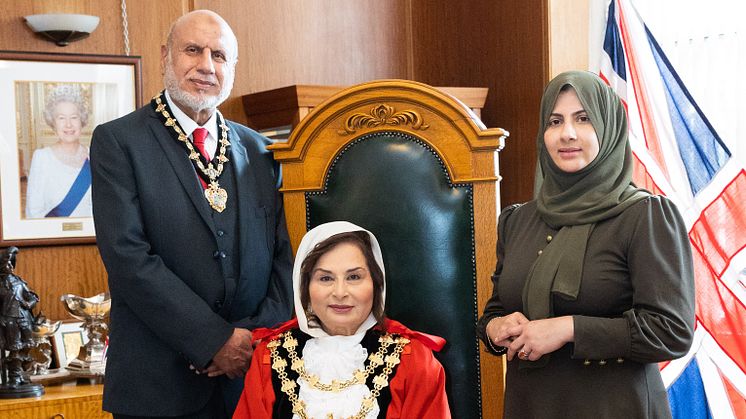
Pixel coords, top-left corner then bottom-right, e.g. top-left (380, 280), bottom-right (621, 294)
top-left (270, 79), bottom-right (508, 419)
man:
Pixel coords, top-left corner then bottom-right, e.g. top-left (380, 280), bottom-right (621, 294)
top-left (91, 10), bottom-right (293, 418)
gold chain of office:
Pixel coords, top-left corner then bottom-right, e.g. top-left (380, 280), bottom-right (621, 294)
top-left (154, 92), bottom-right (231, 212)
top-left (268, 331), bottom-right (409, 419)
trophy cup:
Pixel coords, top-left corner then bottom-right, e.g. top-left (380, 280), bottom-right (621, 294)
top-left (31, 319), bottom-right (62, 375)
top-left (60, 293), bottom-right (111, 376)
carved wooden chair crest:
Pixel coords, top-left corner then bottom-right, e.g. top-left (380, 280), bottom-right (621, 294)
top-left (270, 79), bottom-right (508, 419)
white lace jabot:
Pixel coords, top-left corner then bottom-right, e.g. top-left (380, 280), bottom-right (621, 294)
top-left (295, 331), bottom-right (380, 419)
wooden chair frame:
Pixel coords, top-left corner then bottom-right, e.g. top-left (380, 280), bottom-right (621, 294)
top-left (269, 79), bottom-right (507, 418)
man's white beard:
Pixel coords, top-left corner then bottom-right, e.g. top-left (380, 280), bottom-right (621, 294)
top-left (163, 55), bottom-right (235, 115)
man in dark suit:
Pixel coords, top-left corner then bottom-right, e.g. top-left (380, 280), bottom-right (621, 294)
top-left (90, 10), bottom-right (293, 418)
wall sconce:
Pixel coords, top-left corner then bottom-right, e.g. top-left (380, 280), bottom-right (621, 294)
top-left (24, 14), bottom-right (100, 47)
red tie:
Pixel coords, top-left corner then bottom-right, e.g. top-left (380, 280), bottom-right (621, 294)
top-left (192, 128), bottom-right (210, 189)
top-left (192, 128), bottom-right (211, 161)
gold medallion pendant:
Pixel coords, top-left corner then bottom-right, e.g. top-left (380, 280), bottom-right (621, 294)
top-left (205, 183), bottom-right (228, 213)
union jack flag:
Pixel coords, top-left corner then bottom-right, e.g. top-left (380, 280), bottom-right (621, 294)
top-left (599, 1), bottom-right (746, 417)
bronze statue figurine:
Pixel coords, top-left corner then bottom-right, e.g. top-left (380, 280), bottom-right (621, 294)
top-left (0, 246), bottom-right (44, 398)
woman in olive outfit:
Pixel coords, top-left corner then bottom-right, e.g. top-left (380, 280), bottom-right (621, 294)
top-left (477, 70), bottom-right (695, 419)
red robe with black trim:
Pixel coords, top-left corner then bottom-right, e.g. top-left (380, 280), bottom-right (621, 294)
top-left (233, 319), bottom-right (451, 418)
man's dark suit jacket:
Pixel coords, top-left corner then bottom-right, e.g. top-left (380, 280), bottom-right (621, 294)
top-left (90, 101), bottom-right (294, 416)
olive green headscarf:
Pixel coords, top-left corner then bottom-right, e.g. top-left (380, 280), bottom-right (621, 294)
top-left (523, 71), bottom-right (649, 340)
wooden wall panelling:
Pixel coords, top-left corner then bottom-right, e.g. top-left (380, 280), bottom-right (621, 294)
top-left (0, 0), bottom-right (188, 321)
top-left (123, 0), bottom-right (192, 99)
top-left (0, 0), bottom-right (123, 56)
top-left (15, 246), bottom-right (107, 321)
top-left (548, 0), bottom-right (589, 77)
top-left (489, 0), bottom-right (549, 207)
top-left (409, 0), bottom-right (549, 207)
top-left (198, 0), bottom-right (414, 124)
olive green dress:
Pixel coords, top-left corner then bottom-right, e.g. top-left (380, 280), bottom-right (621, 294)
top-left (477, 197), bottom-right (695, 419)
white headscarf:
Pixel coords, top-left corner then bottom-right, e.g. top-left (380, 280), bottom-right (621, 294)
top-left (293, 221), bottom-right (386, 338)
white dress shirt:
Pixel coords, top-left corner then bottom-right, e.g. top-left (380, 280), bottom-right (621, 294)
top-left (164, 90), bottom-right (219, 159)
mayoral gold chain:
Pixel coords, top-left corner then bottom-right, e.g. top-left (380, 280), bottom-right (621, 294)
top-left (268, 331), bottom-right (408, 419)
top-left (154, 92), bottom-right (230, 212)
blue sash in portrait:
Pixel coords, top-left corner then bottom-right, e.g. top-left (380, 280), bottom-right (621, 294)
top-left (45, 158), bottom-right (91, 217)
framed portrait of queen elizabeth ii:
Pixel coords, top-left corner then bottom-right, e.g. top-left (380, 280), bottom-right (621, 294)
top-left (0, 51), bottom-right (141, 245)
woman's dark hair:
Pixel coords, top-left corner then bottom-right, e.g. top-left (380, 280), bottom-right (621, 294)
top-left (300, 231), bottom-right (385, 330)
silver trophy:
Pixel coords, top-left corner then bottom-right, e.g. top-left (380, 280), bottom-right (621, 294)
top-left (30, 319), bottom-right (61, 375)
top-left (60, 293), bottom-right (110, 375)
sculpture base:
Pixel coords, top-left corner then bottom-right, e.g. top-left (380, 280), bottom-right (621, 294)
top-left (0, 383), bottom-right (44, 399)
